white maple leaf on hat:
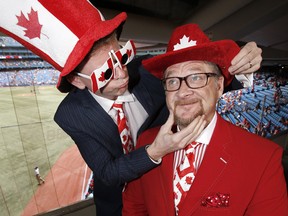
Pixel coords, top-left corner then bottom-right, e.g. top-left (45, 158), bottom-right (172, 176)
top-left (173, 35), bottom-right (197, 51)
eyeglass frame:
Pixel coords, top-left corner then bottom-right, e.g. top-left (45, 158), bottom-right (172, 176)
top-left (162, 72), bottom-right (219, 92)
top-left (76, 40), bottom-right (136, 93)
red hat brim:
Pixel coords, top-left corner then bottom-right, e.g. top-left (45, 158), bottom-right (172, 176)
top-left (142, 40), bottom-right (240, 87)
top-left (57, 12), bottom-right (127, 92)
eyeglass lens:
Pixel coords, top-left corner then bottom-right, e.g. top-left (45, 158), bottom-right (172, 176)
top-left (163, 73), bottom-right (216, 91)
top-left (104, 68), bottom-right (113, 80)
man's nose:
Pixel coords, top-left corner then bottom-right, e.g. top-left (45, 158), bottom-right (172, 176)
top-left (114, 65), bottom-right (126, 79)
top-left (177, 80), bottom-right (193, 97)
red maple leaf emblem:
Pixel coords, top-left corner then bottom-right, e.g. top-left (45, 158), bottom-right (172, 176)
top-left (16, 8), bottom-right (43, 39)
top-left (127, 49), bottom-right (132, 57)
top-left (122, 135), bottom-right (127, 142)
top-left (174, 192), bottom-right (178, 199)
top-left (185, 176), bottom-right (193, 184)
top-left (98, 72), bottom-right (106, 82)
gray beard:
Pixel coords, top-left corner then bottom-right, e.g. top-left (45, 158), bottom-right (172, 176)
top-left (174, 99), bottom-right (204, 129)
top-left (175, 110), bottom-right (203, 128)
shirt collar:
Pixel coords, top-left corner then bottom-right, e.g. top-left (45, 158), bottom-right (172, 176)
top-left (89, 90), bottom-right (135, 113)
top-left (115, 90), bottom-right (135, 103)
top-left (196, 112), bottom-right (217, 145)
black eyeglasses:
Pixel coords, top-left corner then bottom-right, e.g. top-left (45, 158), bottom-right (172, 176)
top-left (162, 73), bottom-right (218, 92)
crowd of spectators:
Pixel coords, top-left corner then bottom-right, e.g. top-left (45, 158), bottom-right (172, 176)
top-left (0, 36), bottom-right (22, 47)
top-left (0, 69), bottom-right (59, 86)
top-left (1, 38), bottom-right (287, 136)
top-left (218, 71), bottom-right (288, 138)
top-left (0, 59), bottom-right (52, 70)
top-left (1, 61), bottom-right (288, 139)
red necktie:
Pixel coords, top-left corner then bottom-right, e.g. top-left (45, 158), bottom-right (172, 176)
top-left (112, 102), bottom-right (134, 154)
top-left (174, 142), bottom-right (201, 214)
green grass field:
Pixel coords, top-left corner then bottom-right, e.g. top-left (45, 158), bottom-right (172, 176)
top-left (0, 85), bottom-right (74, 216)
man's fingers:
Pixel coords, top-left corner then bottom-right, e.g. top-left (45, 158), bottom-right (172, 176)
top-left (236, 52), bottom-right (262, 73)
top-left (230, 55), bottom-right (262, 74)
top-left (151, 115), bottom-right (207, 157)
top-left (230, 42), bottom-right (256, 66)
top-left (183, 115), bottom-right (206, 145)
top-left (230, 41), bottom-right (257, 65)
top-left (160, 109), bottom-right (174, 132)
top-left (229, 42), bottom-right (262, 74)
top-left (171, 115), bottom-right (205, 148)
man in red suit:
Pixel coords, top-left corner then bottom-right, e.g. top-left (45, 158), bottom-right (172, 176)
top-left (122, 24), bottom-right (288, 216)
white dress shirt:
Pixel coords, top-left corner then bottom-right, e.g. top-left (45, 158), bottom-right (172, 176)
top-left (90, 90), bottom-right (148, 145)
top-left (173, 112), bottom-right (218, 171)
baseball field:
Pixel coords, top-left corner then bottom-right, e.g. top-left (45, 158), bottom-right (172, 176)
top-left (0, 85), bottom-right (89, 216)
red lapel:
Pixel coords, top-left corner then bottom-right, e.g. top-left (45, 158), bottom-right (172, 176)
top-left (159, 151), bottom-right (176, 216)
top-left (179, 115), bottom-right (232, 216)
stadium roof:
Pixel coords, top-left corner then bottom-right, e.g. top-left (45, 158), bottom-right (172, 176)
top-left (1, 0), bottom-right (287, 64)
top-left (91, 0), bottom-right (288, 64)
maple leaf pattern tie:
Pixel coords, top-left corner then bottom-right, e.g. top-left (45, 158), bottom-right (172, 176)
top-left (113, 102), bottom-right (134, 154)
top-left (174, 142), bottom-right (201, 214)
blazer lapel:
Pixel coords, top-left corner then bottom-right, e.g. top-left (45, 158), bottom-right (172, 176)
top-left (79, 89), bottom-right (123, 156)
top-left (179, 115), bottom-right (232, 216)
top-left (132, 72), bottom-right (167, 136)
top-left (133, 82), bottom-right (155, 133)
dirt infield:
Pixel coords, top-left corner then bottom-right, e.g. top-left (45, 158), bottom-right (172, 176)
top-left (0, 85), bottom-right (91, 216)
top-left (21, 145), bottom-right (91, 215)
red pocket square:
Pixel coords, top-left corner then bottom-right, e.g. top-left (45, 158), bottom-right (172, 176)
top-left (201, 192), bottom-right (230, 208)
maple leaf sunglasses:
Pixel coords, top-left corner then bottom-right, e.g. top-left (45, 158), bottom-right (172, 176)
top-left (76, 40), bottom-right (136, 93)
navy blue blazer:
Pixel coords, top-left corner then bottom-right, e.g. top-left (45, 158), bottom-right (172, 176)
top-left (54, 55), bottom-right (168, 216)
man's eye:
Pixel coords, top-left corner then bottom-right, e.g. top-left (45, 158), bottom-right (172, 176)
top-left (167, 79), bottom-right (178, 86)
top-left (121, 53), bottom-right (129, 65)
top-left (190, 75), bottom-right (202, 81)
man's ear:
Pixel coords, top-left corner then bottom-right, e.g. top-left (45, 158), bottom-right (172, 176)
top-left (217, 76), bottom-right (224, 95)
top-left (66, 74), bottom-right (86, 89)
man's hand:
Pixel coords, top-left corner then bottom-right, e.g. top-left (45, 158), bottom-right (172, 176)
top-left (146, 111), bottom-right (207, 161)
top-left (228, 41), bottom-right (262, 75)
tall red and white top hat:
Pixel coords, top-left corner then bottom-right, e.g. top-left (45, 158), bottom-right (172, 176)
top-left (0, 0), bottom-right (127, 92)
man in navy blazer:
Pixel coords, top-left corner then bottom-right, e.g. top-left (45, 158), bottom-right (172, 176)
top-left (54, 54), bottom-right (171, 214)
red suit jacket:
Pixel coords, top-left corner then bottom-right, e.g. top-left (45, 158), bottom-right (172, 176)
top-left (123, 114), bottom-right (288, 216)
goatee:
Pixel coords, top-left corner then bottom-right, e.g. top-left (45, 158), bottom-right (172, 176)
top-left (174, 99), bottom-right (203, 128)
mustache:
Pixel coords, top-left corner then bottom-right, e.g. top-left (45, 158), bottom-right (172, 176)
top-left (174, 98), bottom-right (200, 106)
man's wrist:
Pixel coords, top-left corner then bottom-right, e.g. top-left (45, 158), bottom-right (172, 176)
top-left (145, 145), bottom-right (162, 164)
